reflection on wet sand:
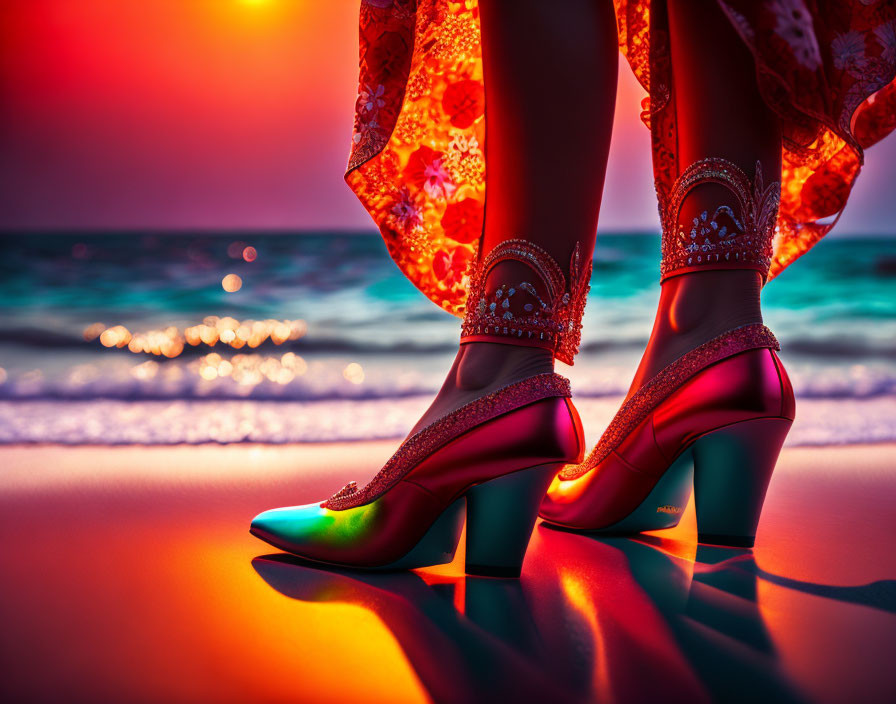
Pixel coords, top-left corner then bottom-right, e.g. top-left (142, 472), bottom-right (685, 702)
top-left (253, 555), bottom-right (582, 704)
top-left (1, 443), bottom-right (894, 703)
top-left (253, 528), bottom-right (895, 704)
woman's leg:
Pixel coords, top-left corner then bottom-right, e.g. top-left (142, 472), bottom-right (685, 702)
top-left (627, 0), bottom-right (782, 394)
top-left (411, 0), bottom-right (618, 433)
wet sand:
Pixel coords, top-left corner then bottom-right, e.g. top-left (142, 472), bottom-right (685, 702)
top-left (1, 442), bottom-right (894, 703)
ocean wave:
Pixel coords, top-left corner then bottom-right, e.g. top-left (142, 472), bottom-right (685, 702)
top-left (1, 355), bottom-right (895, 401)
top-left (3, 323), bottom-right (896, 359)
top-left (2, 366), bottom-right (895, 402)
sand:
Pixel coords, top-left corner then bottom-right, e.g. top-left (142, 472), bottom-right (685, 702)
top-left (1, 442), bottom-right (894, 703)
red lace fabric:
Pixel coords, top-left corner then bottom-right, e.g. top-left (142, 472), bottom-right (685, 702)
top-left (659, 158), bottom-right (781, 279)
top-left (345, 0), bottom-right (896, 323)
top-left (460, 240), bottom-right (591, 364)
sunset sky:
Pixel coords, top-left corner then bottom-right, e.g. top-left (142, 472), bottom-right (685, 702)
top-left (1, 0), bottom-right (894, 234)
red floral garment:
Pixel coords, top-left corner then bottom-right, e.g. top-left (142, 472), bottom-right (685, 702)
top-left (619, 0), bottom-right (896, 278)
top-left (346, 0), bottom-right (484, 316)
top-left (345, 0), bottom-right (896, 322)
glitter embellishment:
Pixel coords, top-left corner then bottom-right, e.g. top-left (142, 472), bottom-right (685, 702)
top-left (324, 373), bottom-right (571, 510)
top-left (460, 240), bottom-right (592, 365)
top-left (559, 324), bottom-right (780, 480)
top-left (329, 481), bottom-right (358, 501)
top-left (659, 158), bottom-right (781, 280)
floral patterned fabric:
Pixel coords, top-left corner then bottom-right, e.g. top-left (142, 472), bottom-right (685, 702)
top-left (347, 0), bottom-right (484, 317)
top-left (620, 0), bottom-right (896, 278)
top-left (345, 0), bottom-right (896, 322)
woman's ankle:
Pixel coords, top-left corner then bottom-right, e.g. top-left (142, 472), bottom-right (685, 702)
top-left (407, 343), bottom-right (553, 436)
top-left (456, 342), bottom-right (554, 391)
top-left (629, 270), bottom-right (763, 394)
top-left (658, 269), bottom-right (763, 343)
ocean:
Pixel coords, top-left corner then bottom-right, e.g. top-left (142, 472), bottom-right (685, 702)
top-left (1, 232), bottom-right (894, 446)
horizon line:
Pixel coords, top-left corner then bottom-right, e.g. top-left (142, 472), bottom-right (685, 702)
top-left (1, 228), bottom-right (895, 240)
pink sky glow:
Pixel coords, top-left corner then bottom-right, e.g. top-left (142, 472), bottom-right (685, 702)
top-left (1, 0), bottom-right (893, 234)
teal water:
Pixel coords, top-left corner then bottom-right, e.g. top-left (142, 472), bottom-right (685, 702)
top-left (0, 232), bottom-right (894, 443)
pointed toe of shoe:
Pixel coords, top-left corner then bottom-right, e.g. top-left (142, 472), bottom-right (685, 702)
top-left (249, 507), bottom-right (280, 541)
top-left (249, 503), bottom-right (325, 554)
top-left (249, 507), bottom-right (286, 547)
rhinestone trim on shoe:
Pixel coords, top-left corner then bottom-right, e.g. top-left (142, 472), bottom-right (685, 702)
top-left (324, 372), bottom-right (571, 510)
top-left (659, 158), bottom-right (780, 280)
top-left (559, 324), bottom-right (779, 481)
top-left (460, 239), bottom-right (592, 365)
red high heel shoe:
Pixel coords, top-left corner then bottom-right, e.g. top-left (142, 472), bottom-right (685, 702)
top-left (251, 372), bottom-right (584, 576)
top-left (252, 239), bottom-right (591, 577)
top-left (539, 324), bottom-right (794, 547)
top-left (541, 158), bottom-right (791, 548)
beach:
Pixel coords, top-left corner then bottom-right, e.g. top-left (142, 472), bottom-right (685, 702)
top-left (3, 2), bottom-right (895, 698)
top-left (2, 441), bottom-right (894, 703)
top-left (1, 232), bottom-right (894, 701)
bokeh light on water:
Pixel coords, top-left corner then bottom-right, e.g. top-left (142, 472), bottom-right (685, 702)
top-left (0, 232), bottom-right (894, 444)
top-left (222, 274), bottom-right (242, 292)
top-left (83, 316), bottom-right (308, 358)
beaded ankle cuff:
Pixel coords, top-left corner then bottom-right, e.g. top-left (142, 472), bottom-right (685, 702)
top-left (324, 372), bottom-right (571, 510)
top-left (559, 324), bottom-right (779, 481)
top-left (659, 158), bottom-right (780, 281)
top-left (460, 239), bottom-right (592, 365)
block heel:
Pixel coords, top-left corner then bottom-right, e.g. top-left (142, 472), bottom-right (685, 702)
top-left (693, 416), bottom-right (792, 548)
top-left (465, 463), bottom-right (562, 578)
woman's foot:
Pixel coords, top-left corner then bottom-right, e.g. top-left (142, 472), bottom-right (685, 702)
top-left (626, 269), bottom-right (763, 399)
